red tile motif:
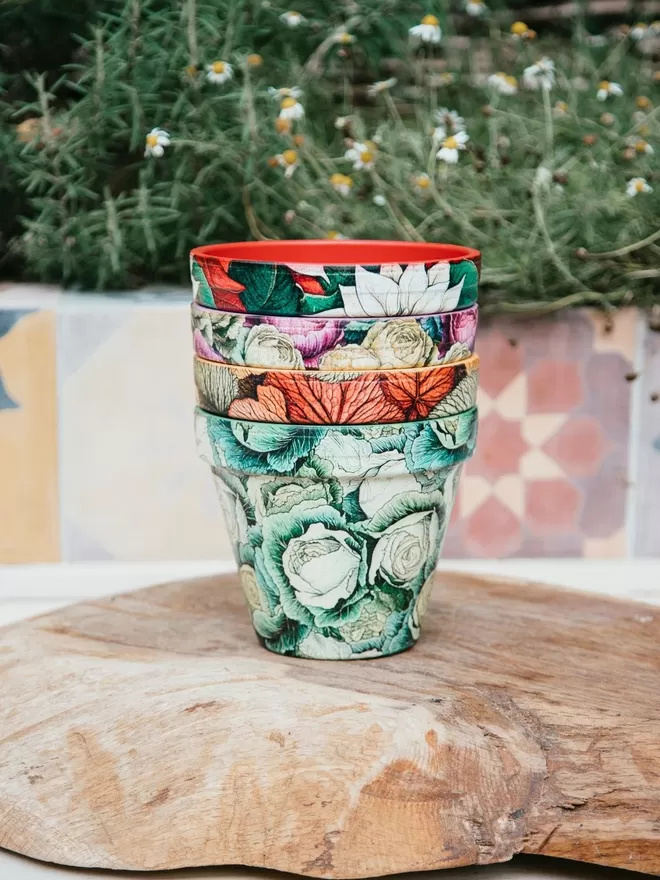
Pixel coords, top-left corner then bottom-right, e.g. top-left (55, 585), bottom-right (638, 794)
top-left (444, 309), bottom-right (637, 558)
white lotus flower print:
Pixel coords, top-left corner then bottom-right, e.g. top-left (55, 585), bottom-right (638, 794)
top-left (338, 262), bottom-right (465, 317)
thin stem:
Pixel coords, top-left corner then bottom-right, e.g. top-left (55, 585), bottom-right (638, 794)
top-left (186, 0), bottom-right (198, 71)
top-left (541, 86), bottom-right (553, 162)
top-left (582, 228), bottom-right (660, 259)
top-left (487, 93), bottom-right (500, 168)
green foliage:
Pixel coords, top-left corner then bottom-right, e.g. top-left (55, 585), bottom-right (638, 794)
top-left (1, 0), bottom-right (659, 312)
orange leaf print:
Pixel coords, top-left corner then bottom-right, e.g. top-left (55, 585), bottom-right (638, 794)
top-left (382, 367), bottom-right (457, 419)
top-left (264, 372), bottom-right (404, 424)
top-left (228, 385), bottom-right (290, 422)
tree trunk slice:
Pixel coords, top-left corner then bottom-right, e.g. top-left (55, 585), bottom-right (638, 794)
top-left (0, 572), bottom-right (658, 877)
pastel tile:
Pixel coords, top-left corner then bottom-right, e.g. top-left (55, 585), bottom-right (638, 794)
top-left (0, 309), bottom-right (60, 562)
top-left (634, 323), bottom-right (660, 555)
top-left (59, 303), bottom-right (230, 562)
top-left (451, 308), bottom-right (635, 557)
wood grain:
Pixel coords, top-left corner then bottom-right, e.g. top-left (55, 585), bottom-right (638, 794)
top-left (0, 572), bottom-right (658, 877)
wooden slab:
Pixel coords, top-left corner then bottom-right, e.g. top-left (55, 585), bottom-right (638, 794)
top-left (0, 573), bottom-right (658, 877)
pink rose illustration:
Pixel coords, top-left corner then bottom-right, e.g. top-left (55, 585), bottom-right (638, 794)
top-left (262, 316), bottom-right (344, 366)
top-left (449, 307), bottom-right (478, 347)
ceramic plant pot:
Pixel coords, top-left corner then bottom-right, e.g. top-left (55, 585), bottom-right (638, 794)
top-left (191, 302), bottom-right (479, 369)
top-left (194, 354), bottom-right (479, 424)
top-left (195, 406), bottom-right (478, 659)
top-left (190, 240), bottom-right (480, 317)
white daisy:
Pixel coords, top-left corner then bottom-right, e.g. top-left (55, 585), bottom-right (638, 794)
top-left (206, 61), bottom-right (233, 84)
top-left (523, 57), bottom-right (556, 92)
top-left (344, 141), bottom-right (377, 170)
top-left (373, 194), bottom-right (387, 206)
top-left (465, 0), bottom-right (486, 16)
top-left (144, 127), bottom-right (170, 158)
top-left (277, 149), bottom-right (299, 178)
top-left (334, 115), bottom-right (350, 129)
top-left (630, 22), bottom-right (648, 41)
top-left (629, 137), bottom-right (654, 155)
top-left (487, 72), bottom-right (518, 95)
top-left (435, 107), bottom-right (466, 132)
top-left (413, 172), bottom-right (432, 194)
top-left (626, 177), bottom-right (652, 197)
top-left (409, 14), bottom-right (442, 44)
top-left (268, 86), bottom-right (302, 100)
top-left (597, 80), bottom-right (623, 101)
top-left (367, 77), bottom-right (397, 97)
top-left (280, 10), bottom-right (306, 26)
top-left (436, 130), bottom-right (469, 164)
top-left (279, 96), bottom-right (305, 120)
top-left (330, 173), bottom-right (353, 196)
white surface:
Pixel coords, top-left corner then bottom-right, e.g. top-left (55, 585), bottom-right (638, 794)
top-left (0, 559), bottom-right (656, 879)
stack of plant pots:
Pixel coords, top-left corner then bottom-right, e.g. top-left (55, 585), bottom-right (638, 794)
top-left (191, 240), bottom-right (480, 660)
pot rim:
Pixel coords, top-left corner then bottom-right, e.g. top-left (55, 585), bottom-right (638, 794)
top-left (190, 299), bottom-right (480, 323)
top-left (190, 239), bottom-right (481, 266)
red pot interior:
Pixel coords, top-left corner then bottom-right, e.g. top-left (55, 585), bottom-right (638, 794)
top-left (191, 239), bottom-right (481, 266)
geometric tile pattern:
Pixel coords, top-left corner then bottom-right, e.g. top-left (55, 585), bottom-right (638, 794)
top-left (58, 300), bottom-right (231, 562)
top-left (0, 308), bottom-right (60, 562)
top-left (634, 321), bottom-right (660, 556)
top-left (444, 308), bottom-right (639, 558)
top-left (0, 290), bottom-right (650, 563)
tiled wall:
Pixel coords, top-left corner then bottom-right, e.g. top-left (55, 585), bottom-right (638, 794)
top-left (0, 284), bottom-right (656, 562)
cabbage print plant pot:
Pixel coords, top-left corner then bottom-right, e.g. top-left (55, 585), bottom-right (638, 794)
top-left (194, 354), bottom-right (479, 424)
top-left (191, 302), bottom-right (478, 370)
top-left (195, 406), bottom-right (478, 659)
top-left (191, 240), bottom-right (480, 318)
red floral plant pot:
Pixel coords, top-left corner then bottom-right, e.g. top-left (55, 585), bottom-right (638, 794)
top-left (190, 240), bottom-right (480, 318)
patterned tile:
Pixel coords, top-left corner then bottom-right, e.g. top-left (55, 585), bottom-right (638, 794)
top-left (58, 301), bottom-right (230, 562)
top-left (0, 309), bottom-right (60, 562)
top-left (444, 308), bottom-right (638, 558)
top-left (634, 321), bottom-right (660, 556)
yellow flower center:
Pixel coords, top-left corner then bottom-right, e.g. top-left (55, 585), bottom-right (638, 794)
top-left (293, 134), bottom-right (305, 146)
top-left (504, 74), bottom-right (518, 86)
top-left (415, 174), bottom-right (431, 189)
top-left (275, 118), bottom-right (292, 133)
top-left (511, 21), bottom-right (528, 35)
top-left (635, 139), bottom-right (649, 152)
top-left (633, 22), bottom-right (647, 31)
top-left (338, 32), bottom-right (353, 44)
top-left (331, 173), bottom-right (353, 188)
top-left (326, 231), bottom-right (342, 239)
top-left (212, 61), bottom-right (226, 74)
top-left (146, 134), bottom-right (159, 147)
top-left (282, 149), bottom-right (298, 165)
top-left (185, 64), bottom-right (197, 76)
top-left (443, 136), bottom-right (458, 149)
top-left (636, 95), bottom-right (651, 109)
top-left (635, 179), bottom-right (645, 192)
top-left (421, 14), bottom-right (439, 25)
top-left (556, 101), bottom-right (568, 112)
top-left (281, 97), bottom-right (297, 109)
top-left (599, 80), bottom-right (610, 91)
top-left (360, 150), bottom-right (374, 164)
top-left (247, 53), bottom-right (263, 67)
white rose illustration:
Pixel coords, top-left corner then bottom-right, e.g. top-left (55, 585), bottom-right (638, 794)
top-left (282, 522), bottom-right (362, 609)
top-left (361, 319), bottom-right (435, 367)
top-left (213, 475), bottom-right (250, 547)
top-left (339, 263), bottom-right (465, 317)
top-left (358, 465), bottom-right (421, 517)
top-left (369, 509), bottom-right (440, 586)
top-left (243, 324), bottom-right (304, 369)
top-left (314, 433), bottom-right (402, 489)
top-left (298, 631), bottom-right (352, 659)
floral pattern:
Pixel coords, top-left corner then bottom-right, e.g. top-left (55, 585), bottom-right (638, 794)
top-left (191, 255), bottom-right (479, 317)
top-left (194, 355), bottom-right (479, 424)
top-left (192, 302), bottom-right (478, 369)
top-left (196, 406), bottom-right (477, 658)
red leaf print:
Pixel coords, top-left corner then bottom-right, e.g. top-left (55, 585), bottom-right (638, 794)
top-left (228, 385), bottom-right (290, 422)
top-left (196, 256), bottom-right (247, 312)
top-left (264, 372), bottom-right (404, 424)
top-left (289, 271), bottom-right (326, 296)
top-left (382, 368), bottom-right (457, 419)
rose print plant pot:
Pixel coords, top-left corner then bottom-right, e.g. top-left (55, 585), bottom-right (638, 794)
top-left (194, 354), bottom-right (479, 424)
top-left (191, 302), bottom-right (478, 370)
top-left (195, 406), bottom-right (478, 659)
top-left (190, 240), bottom-right (480, 318)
